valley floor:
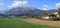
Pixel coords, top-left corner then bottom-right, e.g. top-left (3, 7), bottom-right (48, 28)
top-left (0, 17), bottom-right (59, 28)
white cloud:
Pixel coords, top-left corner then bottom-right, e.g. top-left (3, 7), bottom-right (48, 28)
top-left (42, 5), bottom-right (50, 10)
top-left (0, 2), bottom-right (4, 6)
top-left (56, 3), bottom-right (60, 8)
top-left (8, 5), bottom-right (12, 9)
top-left (8, 0), bottom-right (28, 8)
top-left (12, 1), bottom-right (23, 7)
top-left (23, 1), bottom-right (28, 5)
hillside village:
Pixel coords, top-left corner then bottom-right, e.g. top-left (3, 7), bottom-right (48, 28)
top-left (39, 8), bottom-right (60, 20)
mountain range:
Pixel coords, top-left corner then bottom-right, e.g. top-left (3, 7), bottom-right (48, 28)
top-left (3, 6), bottom-right (57, 17)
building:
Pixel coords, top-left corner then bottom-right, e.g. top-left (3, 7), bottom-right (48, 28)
top-left (40, 11), bottom-right (60, 20)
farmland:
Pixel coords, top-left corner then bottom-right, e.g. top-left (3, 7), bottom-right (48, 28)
top-left (0, 17), bottom-right (59, 28)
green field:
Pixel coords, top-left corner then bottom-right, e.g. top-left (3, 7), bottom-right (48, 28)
top-left (0, 17), bottom-right (59, 28)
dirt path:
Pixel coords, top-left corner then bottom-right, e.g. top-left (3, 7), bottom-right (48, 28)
top-left (22, 19), bottom-right (60, 27)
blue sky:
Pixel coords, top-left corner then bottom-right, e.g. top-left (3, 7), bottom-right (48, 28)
top-left (0, 0), bottom-right (60, 11)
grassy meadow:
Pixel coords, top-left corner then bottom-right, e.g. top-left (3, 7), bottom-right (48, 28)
top-left (0, 17), bottom-right (59, 28)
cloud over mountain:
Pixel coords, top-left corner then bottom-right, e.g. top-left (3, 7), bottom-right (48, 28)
top-left (0, 2), bottom-right (4, 6)
top-left (8, 0), bottom-right (28, 8)
top-left (56, 3), bottom-right (60, 8)
top-left (41, 5), bottom-right (51, 10)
